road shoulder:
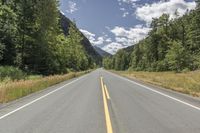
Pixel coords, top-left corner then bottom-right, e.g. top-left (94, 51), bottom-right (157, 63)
top-left (107, 70), bottom-right (200, 109)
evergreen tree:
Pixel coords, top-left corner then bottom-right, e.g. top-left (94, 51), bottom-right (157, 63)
top-left (106, 7), bottom-right (200, 72)
top-left (0, 1), bottom-right (17, 65)
top-left (0, 0), bottom-right (94, 75)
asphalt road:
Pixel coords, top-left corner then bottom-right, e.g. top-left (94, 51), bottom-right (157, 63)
top-left (0, 69), bottom-right (200, 133)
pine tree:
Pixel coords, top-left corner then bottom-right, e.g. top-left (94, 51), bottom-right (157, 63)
top-left (0, 1), bottom-right (17, 65)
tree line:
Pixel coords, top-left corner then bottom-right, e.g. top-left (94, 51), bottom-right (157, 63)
top-left (103, 1), bottom-right (200, 72)
top-left (0, 0), bottom-right (96, 75)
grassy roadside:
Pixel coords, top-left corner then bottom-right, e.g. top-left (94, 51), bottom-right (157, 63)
top-left (0, 71), bottom-right (90, 103)
top-left (112, 70), bottom-right (200, 97)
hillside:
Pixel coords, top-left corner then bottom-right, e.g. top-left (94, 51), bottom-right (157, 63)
top-left (93, 46), bottom-right (111, 57)
top-left (60, 13), bottom-right (102, 64)
top-left (123, 45), bottom-right (134, 54)
top-left (0, 0), bottom-right (101, 75)
top-left (103, 5), bottom-right (200, 72)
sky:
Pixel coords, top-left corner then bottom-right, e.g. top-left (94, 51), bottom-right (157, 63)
top-left (59, 0), bottom-right (196, 54)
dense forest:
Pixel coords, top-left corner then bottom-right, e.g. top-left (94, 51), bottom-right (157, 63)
top-left (0, 0), bottom-right (99, 75)
top-left (103, 1), bottom-right (200, 72)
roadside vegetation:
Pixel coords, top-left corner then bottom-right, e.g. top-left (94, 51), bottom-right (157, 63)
top-left (0, 0), bottom-right (97, 76)
top-left (0, 70), bottom-right (89, 103)
top-left (113, 70), bottom-right (200, 97)
top-left (103, 2), bottom-right (200, 97)
top-left (103, 1), bottom-right (200, 72)
top-left (0, 1), bottom-right (97, 103)
top-left (0, 66), bottom-right (27, 81)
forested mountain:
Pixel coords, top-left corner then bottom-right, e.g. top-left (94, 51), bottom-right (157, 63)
top-left (0, 0), bottom-right (100, 75)
top-left (93, 46), bottom-right (111, 57)
top-left (123, 45), bottom-right (135, 53)
top-left (60, 13), bottom-right (102, 64)
top-left (103, 1), bottom-right (200, 72)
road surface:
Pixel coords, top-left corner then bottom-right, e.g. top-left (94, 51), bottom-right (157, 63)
top-left (0, 69), bottom-right (200, 133)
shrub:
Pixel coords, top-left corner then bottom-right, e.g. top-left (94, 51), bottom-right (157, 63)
top-left (0, 66), bottom-right (26, 81)
top-left (182, 68), bottom-right (190, 73)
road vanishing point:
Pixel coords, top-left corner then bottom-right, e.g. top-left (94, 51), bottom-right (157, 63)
top-left (0, 69), bottom-right (200, 133)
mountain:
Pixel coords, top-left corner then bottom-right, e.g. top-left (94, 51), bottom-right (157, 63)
top-left (93, 46), bottom-right (111, 57)
top-left (60, 13), bottom-right (102, 65)
top-left (123, 45), bottom-right (134, 54)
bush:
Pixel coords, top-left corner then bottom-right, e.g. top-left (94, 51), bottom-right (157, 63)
top-left (182, 68), bottom-right (190, 73)
top-left (155, 60), bottom-right (169, 72)
top-left (0, 66), bottom-right (26, 81)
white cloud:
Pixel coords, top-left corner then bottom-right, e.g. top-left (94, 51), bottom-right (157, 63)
top-left (108, 25), bottom-right (150, 53)
top-left (81, 0), bottom-right (197, 54)
top-left (134, 24), bottom-right (143, 28)
top-left (81, 29), bottom-right (117, 53)
top-left (111, 26), bottom-right (150, 41)
top-left (105, 26), bottom-right (111, 30)
top-left (94, 37), bottom-right (104, 45)
top-left (115, 37), bottom-right (128, 43)
top-left (118, 0), bottom-right (139, 17)
top-left (122, 12), bottom-right (129, 17)
top-left (66, 1), bottom-right (78, 14)
top-left (80, 29), bottom-right (96, 43)
top-left (102, 42), bottom-right (125, 55)
top-left (80, 29), bottom-right (107, 46)
top-left (111, 27), bottom-right (128, 37)
top-left (118, 0), bottom-right (139, 4)
top-left (109, 0), bottom-right (196, 54)
top-left (118, 0), bottom-right (139, 8)
top-left (120, 8), bottom-right (126, 11)
top-left (136, 0), bottom-right (196, 24)
top-left (80, 29), bottom-right (95, 38)
top-left (105, 38), bottom-right (112, 43)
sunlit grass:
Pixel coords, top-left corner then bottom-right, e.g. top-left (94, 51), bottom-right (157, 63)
top-left (0, 71), bottom-right (89, 103)
top-left (114, 70), bottom-right (200, 97)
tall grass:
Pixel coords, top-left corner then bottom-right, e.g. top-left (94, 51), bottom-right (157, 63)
top-left (114, 70), bottom-right (200, 97)
top-left (0, 71), bottom-right (89, 103)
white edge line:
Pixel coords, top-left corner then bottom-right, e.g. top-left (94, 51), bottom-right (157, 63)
top-left (106, 71), bottom-right (200, 111)
top-left (0, 74), bottom-right (87, 120)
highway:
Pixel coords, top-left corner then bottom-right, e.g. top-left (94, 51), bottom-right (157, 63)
top-left (0, 69), bottom-right (200, 133)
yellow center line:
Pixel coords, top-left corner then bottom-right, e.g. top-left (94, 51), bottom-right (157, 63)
top-left (100, 77), bottom-right (113, 133)
top-left (104, 84), bottom-right (111, 100)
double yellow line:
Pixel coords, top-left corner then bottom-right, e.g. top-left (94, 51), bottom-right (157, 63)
top-left (100, 77), bottom-right (113, 133)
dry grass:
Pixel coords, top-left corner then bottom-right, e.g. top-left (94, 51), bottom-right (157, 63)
top-left (0, 71), bottom-right (89, 103)
top-left (113, 70), bottom-right (200, 97)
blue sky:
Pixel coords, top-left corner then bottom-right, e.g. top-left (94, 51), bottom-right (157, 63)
top-left (59, 0), bottom-right (196, 54)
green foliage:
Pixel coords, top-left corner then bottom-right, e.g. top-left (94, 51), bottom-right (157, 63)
top-left (166, 41), bottom-right (190, 72)
top-left (53, 23), bottom-right (90, 73)
top-left (66, 23), bottom-right (89, 71)
top-left (0, 66), bottom-right (26, 81)
top-left (0, 0), bottom-right (95, 75)
top-left (103, 57), bottom-right (113, 69)
top-left (113, 50), bottom-right (128, 70)
top-left (103, 49), bottom-right (129, 70)
top-left (0, 2), bottom-right (17, 64)
top-left (104, 8), bottom-right (200, 72)
top-left (0, 43), bottom-right (4, 60)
